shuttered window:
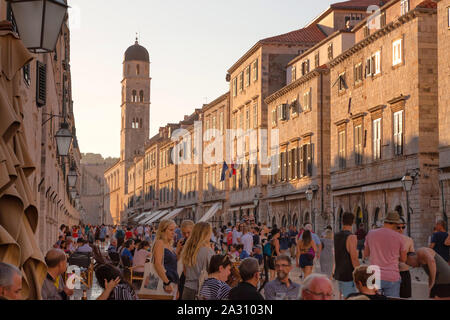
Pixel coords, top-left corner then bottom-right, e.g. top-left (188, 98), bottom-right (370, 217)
top-left (36, 61), bottom-right (47, 107)
top-left (393, 111), bottom-right (403, 155)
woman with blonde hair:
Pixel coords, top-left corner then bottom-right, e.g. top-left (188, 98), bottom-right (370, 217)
top-left (181, 222), bottom-right (215, 300)
top-left (152, 219), bottom-right (179, 299)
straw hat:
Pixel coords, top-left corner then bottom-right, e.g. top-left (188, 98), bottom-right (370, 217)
top-left (384, 211), bottom-right (402, 224)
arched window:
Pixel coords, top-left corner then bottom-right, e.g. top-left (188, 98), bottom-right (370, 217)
top-left (139, 90), bottom-right (144, 102)
top-left (282, 215), bottom-right (287, 228)
top-left (136, 64), bottom-right (140, 75)
top-left (293, 214), bottom-right (298, 229)
top-left (373, 208), bottom-right (380, 229)
top-left (132, 90), bottom-right (137, 102)
top-left (304, 211), bottom-right (310, 225)
top-left (395, 205), bottom-right (403, 217)
top-left (140, 118), bottom-right (143, 129)
top-left (272, 216), bottom-right (277, 228)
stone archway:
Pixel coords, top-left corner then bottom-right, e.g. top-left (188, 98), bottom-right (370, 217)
top-left (282, 215), bottom-right (287, 228)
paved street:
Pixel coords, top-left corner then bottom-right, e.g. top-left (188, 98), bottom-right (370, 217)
top-left (70, 243), bottom-right (431, 300)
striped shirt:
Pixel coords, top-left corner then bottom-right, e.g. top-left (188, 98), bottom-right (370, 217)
top-left (199, 278), bottom-right (231, 300)
top-left (108, 283), bottom-right (138, 300)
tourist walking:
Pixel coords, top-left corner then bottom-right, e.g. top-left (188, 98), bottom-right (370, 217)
top-left (396, 217), bottom-right (414, 298)
top-left (334, 212), bottom-right (360, 298)
top-left (296, 230), bottom-right (318, 280)
top-left (429, 220), bottom-right (450, 263)
top-left (364, 211), bottom-right (407, 298)
top-left (320, 229), bottom-right (334, 279)
top-left (181, 222), bottom-right (215, 300)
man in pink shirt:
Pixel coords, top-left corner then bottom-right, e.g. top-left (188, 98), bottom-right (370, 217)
top-left (364, 211), bottom-right (407, 298)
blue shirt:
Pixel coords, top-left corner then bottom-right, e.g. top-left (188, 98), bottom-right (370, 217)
top-left (121, 248), bottom-right (133, 263)
top-left (239, 250), bottom-right (250, 260)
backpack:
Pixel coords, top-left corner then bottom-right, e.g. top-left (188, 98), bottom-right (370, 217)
top-left (226, 232), bottom-right (233, 245)
top-left (263, 242), bottom-right (272, 256)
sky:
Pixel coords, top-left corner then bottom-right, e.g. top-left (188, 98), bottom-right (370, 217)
top-left (69, 0), bottom-right (336, 158)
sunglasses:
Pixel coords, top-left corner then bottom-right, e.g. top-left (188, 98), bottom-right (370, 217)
top-left (397, 226), bottom-right (406, 230)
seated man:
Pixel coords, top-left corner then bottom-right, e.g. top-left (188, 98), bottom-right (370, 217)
top-left (108, 238), bottom-right (118, 254)
top-left (300, 273), bottom-right (334, 300)
top-left (229, 258), bottom-right (264, 300)
top-left (76, 239), bottom-right (93, 253)
top-left (406, 248), bottom-right (450, 299)
top-left (42, 249), bottom-right (74, 300)
top-left (0, 262), bottom-right (22, 300)
top-left (237, 244), bottom-right (249, 260)
top-left (263, 255), bottom-right (300, 300)
top-left (346, 265), bottom-right (387, 300)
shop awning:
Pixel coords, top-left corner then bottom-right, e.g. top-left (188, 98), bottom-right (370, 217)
top-left (162, 207), bottom-right (185, 221)
top-left (146, 210), bottom-right (170, 224)
top-left (138, 210), bottom-right (161, 224)
top-left (128, 211), bottom-right (143, 221)
top-left (199, 202), bottom-right (222, 223)
top-left (132, 210), bottom-right (151, 222)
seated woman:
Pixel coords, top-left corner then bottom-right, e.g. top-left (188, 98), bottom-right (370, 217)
top-left (95, 264), bottom-right (138, 300)
top-left (132, 241), bottom-right (151, 275)
top-left (198, 255), bottom-right (232, 300)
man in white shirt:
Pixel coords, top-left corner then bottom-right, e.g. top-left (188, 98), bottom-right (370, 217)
top-left (232, 226), bottom-right (242, 245)
top-left (241, 226), bottom-right (253, 256)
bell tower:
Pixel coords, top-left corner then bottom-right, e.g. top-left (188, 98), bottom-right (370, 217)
top-left (120, 37), bottom-right (151, 166)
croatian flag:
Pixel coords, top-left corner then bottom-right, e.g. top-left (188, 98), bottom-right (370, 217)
top-left (220, 162), bottom-right (228, 182)
top-left (230, 163), bottom-right (237, 177)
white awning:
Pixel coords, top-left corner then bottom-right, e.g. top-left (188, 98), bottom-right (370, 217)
top-left (139, 210), bottom-right (161, 224)
top-left (132, 210), bottom-right (151, 222)
top-left (146, 210), bottom-right (170, 224)
top-left (199, 202), bottom-right (221, 223)
top-left (127, 211), bottom-right (142, 221)
top-left (162, 207), bottom-right (185, 221)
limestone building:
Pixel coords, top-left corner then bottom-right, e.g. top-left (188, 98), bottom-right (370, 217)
top-left (329, 0), bottom-right (439, 246)
top-left (436, 0), bottom-right (450, 230)
top-left (80, 153), bottom-right (118, 225)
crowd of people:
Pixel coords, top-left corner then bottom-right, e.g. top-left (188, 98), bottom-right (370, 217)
top-left (0, 211), bottom-right (449, 300)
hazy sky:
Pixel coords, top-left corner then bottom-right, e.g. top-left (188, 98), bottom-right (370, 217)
top-left (69, 0), bottom-right (335, 158)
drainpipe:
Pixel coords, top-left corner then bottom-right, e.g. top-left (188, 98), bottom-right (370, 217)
top-left (440, 180), bottom-right (448, 232)
top-left (320, 72), bottom-right (325, 225)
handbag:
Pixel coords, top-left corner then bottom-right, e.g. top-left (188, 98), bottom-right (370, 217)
top-left (139, 254), bottom-right (172, 298)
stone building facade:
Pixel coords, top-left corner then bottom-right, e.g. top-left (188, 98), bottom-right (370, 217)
top-left (104, 0), bottom-right (446, 247)
top-left (437, 0), bottom-right (450, 230)
top-left (329, 0), bottom-right (439, 246)
top-left (0, 1), bottom-right (82, 255)
top-left (80, 153), bottom-right (118, 225)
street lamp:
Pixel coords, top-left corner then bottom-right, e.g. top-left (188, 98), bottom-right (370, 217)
top-left (7, 0), bottom-right (69, 53)
top-left (401, 174), bottom-right (414, 237)
top-left (55, 122), bottom-right (73, 156)
top-left (67, 167), bottom-right (77, 188)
